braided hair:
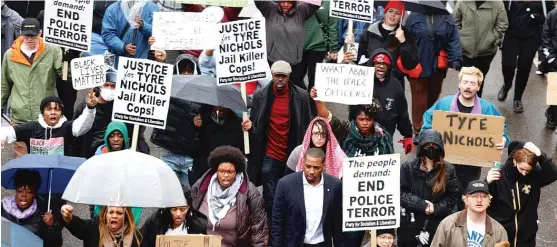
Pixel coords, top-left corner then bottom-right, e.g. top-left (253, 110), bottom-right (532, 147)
top-left (348, 99), bottom-right (382, 121)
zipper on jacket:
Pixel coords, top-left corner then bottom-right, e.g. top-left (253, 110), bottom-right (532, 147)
top-left (511, 181), bottom-right (521, 247)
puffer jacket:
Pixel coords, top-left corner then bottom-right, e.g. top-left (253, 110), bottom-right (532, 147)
top-left (398, 130), bottom-right (460, 246)
top-left (190, 170), bottom-right (268, 247)
top-left (541, 8), bottom-right (557, 71)
top-left (453, 1), bottom-right (508, 58)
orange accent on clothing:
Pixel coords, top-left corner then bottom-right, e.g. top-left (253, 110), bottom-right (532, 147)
top-left (397, 56), bottom-right (423, 79)
top-left (101, 146), bottom-right (110, 154)
top-left (10, 36), bottom-right (47, 66)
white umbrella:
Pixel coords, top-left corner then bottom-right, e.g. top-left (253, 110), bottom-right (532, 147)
top-left (62, 150), bottom-right (186, 208)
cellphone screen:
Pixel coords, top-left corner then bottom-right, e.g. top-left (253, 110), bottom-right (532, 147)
top-left (493, 162), bottom-right (501, 169)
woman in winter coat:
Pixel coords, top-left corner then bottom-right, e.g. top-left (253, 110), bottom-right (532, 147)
top-left (62, 205), bottom-right (142, 247)
top-left (398, 129), bottom-right (460, 247)
top-left (286, 117), bottom-right (347, 178)
top-left (486, 141), bottom-right (557, 247)
top-left (405, 7), bottom-right (462, 135)
top-left (190, 146), bottom-right (268, 247)
top-left (1, 169), bottom-right (63, 247)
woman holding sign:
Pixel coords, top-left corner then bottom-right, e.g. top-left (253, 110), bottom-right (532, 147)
top-left (486, 141), bottom-right (557, 247)
top-left (398, 129), bottom-right (460, 247)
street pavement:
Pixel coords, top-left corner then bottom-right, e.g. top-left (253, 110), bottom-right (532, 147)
top-left (2, 51), bottom-right (557, 246)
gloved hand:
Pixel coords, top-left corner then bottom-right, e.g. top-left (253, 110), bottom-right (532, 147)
top-left (417, 231), bottom-right (430, 245)
top-left (451, 61), bottom-right (461, 71)
top-left (398, 137), bottom-right (414, 154)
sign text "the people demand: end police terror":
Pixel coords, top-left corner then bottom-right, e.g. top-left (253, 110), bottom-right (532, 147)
top-left (44, 0), bottom-right (93, 51)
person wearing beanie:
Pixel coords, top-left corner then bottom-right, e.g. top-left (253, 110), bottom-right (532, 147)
top-left (0, 94), bottom-right (96, 155)
top-left (376, 229), bottom-right (396, 247)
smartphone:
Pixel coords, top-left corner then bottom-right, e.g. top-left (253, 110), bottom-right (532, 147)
top-left (493, 161), bottom-right (501, 169)
top-left (93, 87), bottom-right (101, 98)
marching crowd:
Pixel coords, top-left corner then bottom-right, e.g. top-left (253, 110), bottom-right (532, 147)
top-left (2, 0), bottom-right (557, 247)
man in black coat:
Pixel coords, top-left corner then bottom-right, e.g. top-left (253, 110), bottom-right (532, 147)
top-left (271, 148), bottom-right (343, 247)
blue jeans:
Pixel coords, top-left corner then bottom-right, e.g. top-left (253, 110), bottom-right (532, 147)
top-left (261, 156), bottom-right (286, 229)
top-left (161, 152), bottom-right (194, 190)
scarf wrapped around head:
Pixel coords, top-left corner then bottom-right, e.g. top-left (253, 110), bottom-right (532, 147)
top-left (342, 121), bottom-right (395, 157)
top-left (295, 117), bottom-right (346, 178)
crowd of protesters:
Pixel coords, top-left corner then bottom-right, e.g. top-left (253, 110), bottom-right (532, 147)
top-left (2, 1), bottom-right (557, 247)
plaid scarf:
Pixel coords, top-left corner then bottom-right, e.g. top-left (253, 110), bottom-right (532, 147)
top-left (342, 121), bottom-right (394, 157)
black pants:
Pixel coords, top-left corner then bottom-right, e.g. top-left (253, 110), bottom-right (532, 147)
top-left (501, 33), bottom-right (541, 100)
top-left (462, 53), bottom-right (496, 98)
top-left (454, 165), bottom-right (482, 210)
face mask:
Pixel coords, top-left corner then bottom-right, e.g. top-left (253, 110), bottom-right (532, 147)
top-left (424, 148), bottom-right (441, 160)
top-left (100, 87), bottom-right (116, 101)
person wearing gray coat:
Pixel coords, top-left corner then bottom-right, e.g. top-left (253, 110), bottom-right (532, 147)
top-left (1, 2), bottom-right (23, 57)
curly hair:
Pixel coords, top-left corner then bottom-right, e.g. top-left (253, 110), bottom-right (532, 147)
top-left (207, 146), bottom-right (246, 174)
top-left (13, 169), bottom-right (41, 192)
top-left (348, 99), bottom-right (382, 121)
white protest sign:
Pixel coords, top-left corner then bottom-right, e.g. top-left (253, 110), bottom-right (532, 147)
top-left (43, 0), bottom-right (94, 51)
top-left (151, 7), bottom-right (223, 50)
top-left (314, 63), bottom-right (374, 105)
top-left (112, 57), bottom-right (173, 129)
top-left (330, 0), bottom-right (375, 22)
top-left (216, 18), bottom-right (268, 85)
top-left (70, 55), bottom-right (105, 90)
top-left (343, 154), bottom-right (400, 232)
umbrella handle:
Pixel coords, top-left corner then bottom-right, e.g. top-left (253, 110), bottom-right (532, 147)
top-left (47, 168), bottom-right (52, 212)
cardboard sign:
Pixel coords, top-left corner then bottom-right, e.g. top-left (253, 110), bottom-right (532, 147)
top-left (432, 110), bottom-right (505, 167)
top-left (330, 0), bottom-right (375, 22)
top-left (71, 55), bottom-right (105, 90)
top-left (343, 154), bottom-right (401, 232)
top-left (176, 0), bottom-right (247, 7)
top-left (43, 0), bottom-right (93, 51)
top-left (151, 11), bottom-right (222, 50)
top-left (314, 63), bottom-right (374, 105)
top-left (112, 57), bottom-right (173, 129)
top-left (216, 18), bottom-right (268, 85)
top-left (299, 0), bottom-right (323, 6)
top-left (547, 72), bottom-right (557, 105)
top-left (155, 235), bottom-right (222, 247)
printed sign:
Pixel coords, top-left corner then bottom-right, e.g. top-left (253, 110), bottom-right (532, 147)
top-left (155, 235), bottom-right (222, 247)
top-left (432, 111), bottom-right (505, 167)
top-left (29, 138), bottom-right (64, 155)
top-left (112, 57), bottom-right (173, 129)
top-left (176, 0), bottom-right (248, 7)
top-left (330, 0), bottom-right (375, 22)
top-left (151, 10), bottom-right (222, 50)
top-left (71, 55), bottom-right (105, 90)
top-left (43, 0), bottom-right (93, 51)
top-left (547, 72), bottom-right (557, 105)
top-left (314, 63), bottom-right (374, 105)
top-left (343, 154), bottom-right (400, 232)
top-left (216, 18), bottom-right (268, 85)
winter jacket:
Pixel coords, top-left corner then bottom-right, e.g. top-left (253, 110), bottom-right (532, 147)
top-left (304, 0), bottom-right (338, 52)
top-left (94, 121), bottom-right (130, 154)
top-left (487, 141), bottom-right (557, 247)
top-left (405, 12), bottom-right (462, 78)
top-left (370, 48), bottom-right (413, 138)
top-left (420, 94), bottom-right (511, 147)
top-left (541, 8), bottom-right (557, 71)
top-left (504, 1), bottom-right (549, 39)
top-left (0, 107), bottom-right (95, 155)
top-left (140, 208), bottom-right (207, 247)
top-left (454, 1), bottom-right (508, 58)
top-left (101, 1), bottom-right (158, 62)
top-left (358, 22), bottom-right (422, 79)
top-left (255, 1), bottom-right (320, 64)
top-left (430, 210), bottom-right (508, 247)
top-left (1, 3), bottom-right (23, 58)
top-left (190, 170), bottom-right (268, 247)
top-left (65, 216), bottom-right (141, 247)
top-left (1, 36), bottom-right (63, 124)
top-left (398, 130), bottom-right (460, 246)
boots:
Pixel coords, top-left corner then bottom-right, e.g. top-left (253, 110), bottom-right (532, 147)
top-left (546, 107), bottom-right (557, 130)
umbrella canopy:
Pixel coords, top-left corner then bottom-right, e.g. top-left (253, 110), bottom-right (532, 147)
top-left (401, 0), bottom-right (448, 14)
top-left (62, 150), bottom-right (186, 208)
top-left (171, 75), bottom-right (248, 112)
top-left (1, 217), bottom-right (43, 247)
top-left (1, 154), bottom-right (85, 194)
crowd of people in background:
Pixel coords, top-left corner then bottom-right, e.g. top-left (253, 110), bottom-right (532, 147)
top-left (2, 0), bottom-right (557, 247)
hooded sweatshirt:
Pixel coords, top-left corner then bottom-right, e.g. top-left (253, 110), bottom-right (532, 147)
top-left (0, 107), bottom-right (95, 155)
top-left (95, 121), bottom-right (130, 154)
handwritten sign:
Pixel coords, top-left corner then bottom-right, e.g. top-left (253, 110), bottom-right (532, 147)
top-left (330, 0), bottom-right (375, 22)
top-left (432, 111), bottom-right (505, 167)
top-left (43, 0), bottom-right (93, 51)
top-left (547, 72), bottom-right (557, 105)
top-left (314, 63), bottom-right (374, 105)
top-left (151, 10), bottom-right (222, 50)
top-left (156, 235), bottom-right (222, 247)
top-left (71, 55), bottom-right (105, 90)
top-left (343, 154), bottom-right (400, 232)
top-left (176, 0), bottom-right (247, 7)
top-left (112, 57), bottom-right (173, 129)
top-left (216, 18), bottom-right (268, 85)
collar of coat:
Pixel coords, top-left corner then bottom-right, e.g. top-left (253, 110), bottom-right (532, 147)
top-left (455, 209), bottom-right (494, 236)
top-left (463, 1), bottom-right (494, 9)
top-left (10, 36), bottom-right (47, 66)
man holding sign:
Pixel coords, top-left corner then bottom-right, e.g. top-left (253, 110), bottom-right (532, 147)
top-left (420, 67), bottom-right (511, 209)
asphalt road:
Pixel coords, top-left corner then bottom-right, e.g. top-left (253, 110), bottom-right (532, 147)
top-left (2, 51), bottom-right (557, 246)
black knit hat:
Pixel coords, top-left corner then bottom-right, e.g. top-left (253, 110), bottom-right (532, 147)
top-left (40, 96), bottom-right (64, 113)
top-left (376, 228), bottom-right (396, 237)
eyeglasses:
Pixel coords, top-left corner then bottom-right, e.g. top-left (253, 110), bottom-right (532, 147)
top-left (312, 132), bottom-right (327, 138)
top-left (378, 235), bottom-right (395, 241)
top-left (469, 193), bottom-right (490, 200)
top-left (217, 169), bottom-right (236, 175)
top-left (22, 35), bottom-right (38, 40)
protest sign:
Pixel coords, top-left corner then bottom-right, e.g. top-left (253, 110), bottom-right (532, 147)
top-left (432, 110), bottom-right (505, 167)
top-left (112, 57), bottom-right (173, 129)
top-left (176, 0), bottom-right (247, 7)
top-left (330, 0), bottom-right (375, 22)
top-left (547, 72), bottom-right (557, 105)
top-left (155, 235), bottom-right (222, 247)
top-left (216, 18), bottom-right (268, 85)
top-left (343, 154), bottom-right (400, 232)
top-left (43, 0), bottom-right (93, 51)
top-left (70, 55), bottom-right (105, 90)
top-left (151, 9), bottom-right (222, 50)
top-left (314, 63), bottom-right (374, 105)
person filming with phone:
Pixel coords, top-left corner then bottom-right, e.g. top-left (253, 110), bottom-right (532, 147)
top-left (486, 141), bottom-right (557, 247)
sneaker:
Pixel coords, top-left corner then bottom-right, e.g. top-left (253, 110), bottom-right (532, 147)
top-left (536, 70), bottom-right (544, 75)
top-left (546, 110), bottom-right (557, 130)
top-left (513, 100), bottom-right (524, 113)
top-left (497, 87), bottom-right (509, 101)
